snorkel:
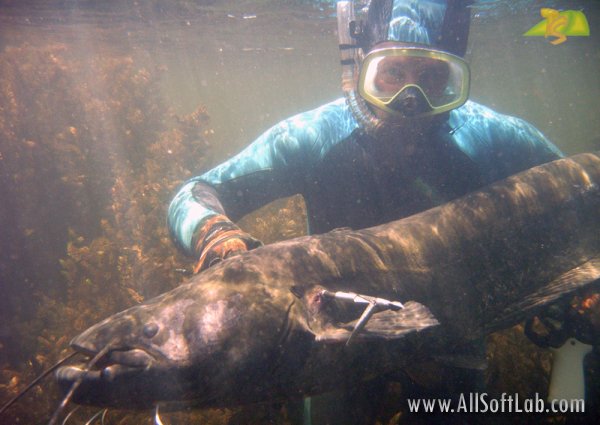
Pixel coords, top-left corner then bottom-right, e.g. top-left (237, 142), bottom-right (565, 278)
top-left (337, 1), bottom-right (383, 132)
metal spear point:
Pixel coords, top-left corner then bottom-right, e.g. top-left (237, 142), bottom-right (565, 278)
top-left (320, 290), bottom-right (404, 345)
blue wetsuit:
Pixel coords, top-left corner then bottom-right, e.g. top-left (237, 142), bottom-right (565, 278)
top-left (168, 98), bottom-right (562, 256)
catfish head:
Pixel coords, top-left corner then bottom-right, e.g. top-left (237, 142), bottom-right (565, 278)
top-left (56, 271), bottom-right (301, 409)
top-left (55, 256), bottom-right (439, 410)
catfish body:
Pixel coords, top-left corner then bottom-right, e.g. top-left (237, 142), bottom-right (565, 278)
top-left (56, 153), bottom-right (600, 408)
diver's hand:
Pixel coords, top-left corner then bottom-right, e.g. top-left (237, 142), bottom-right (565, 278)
top-left (193, 214), bottom-right (262, 273)
top-left (195, 230), bottom-right (261, 273)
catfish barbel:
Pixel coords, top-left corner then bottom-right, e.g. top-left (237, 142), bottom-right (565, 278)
top-left (55, 152), bottom-right (600, 410)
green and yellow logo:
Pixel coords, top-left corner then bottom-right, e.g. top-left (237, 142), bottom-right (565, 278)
top-left (524, 8), bottom-right (590, 45)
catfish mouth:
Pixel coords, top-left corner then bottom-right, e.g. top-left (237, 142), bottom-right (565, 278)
top-left (56, 341), bottom-right (199, 409)
top-left (56, 342), bottom-right (155, 388)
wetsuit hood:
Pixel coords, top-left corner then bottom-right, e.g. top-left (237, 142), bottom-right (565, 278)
top-left (362, 0), bottom-right (472, 56)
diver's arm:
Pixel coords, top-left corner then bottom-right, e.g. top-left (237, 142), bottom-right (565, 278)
top-left (167, 98), bottom-right (357, 268)
top-left (167, 127), bottom-right (306, 268)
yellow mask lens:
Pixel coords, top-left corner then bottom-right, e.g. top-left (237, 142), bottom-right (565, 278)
top-left (358, 46), bottom-right (470, 117)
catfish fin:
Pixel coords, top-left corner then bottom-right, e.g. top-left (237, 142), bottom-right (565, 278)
top-left (315, 301), bottom-right (439, 343)
top-left (485, 257), bottom-right (600, 334)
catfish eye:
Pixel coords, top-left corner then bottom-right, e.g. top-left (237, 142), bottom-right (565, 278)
top-left (143, 322), bottom-right (159, 338)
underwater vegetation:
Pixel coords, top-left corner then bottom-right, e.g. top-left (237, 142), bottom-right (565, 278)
top-left (0, 41), bottom-right (214, 423)
top-left (0, 40), bottom-right (583, 425)
top-left (0, 39), bottom-right (307, 425)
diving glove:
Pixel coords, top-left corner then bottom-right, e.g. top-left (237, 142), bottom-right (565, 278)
top-left (193, 214), bottom-right (262, 273)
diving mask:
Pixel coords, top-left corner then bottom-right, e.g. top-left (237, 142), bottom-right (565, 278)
top-left (358, 46), bottom-right (470, 118)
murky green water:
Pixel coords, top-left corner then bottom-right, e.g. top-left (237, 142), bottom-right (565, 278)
top-left (468, 3), bottom-right (600, 154)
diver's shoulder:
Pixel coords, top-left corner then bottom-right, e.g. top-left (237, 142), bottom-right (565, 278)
top-left (452, 100), bottom-right (511, 121)
top-left (448, 100), bottom-right (562, 167)
top-left (450, 100), bottom-right (534, 130)
top-left (280, 97), bottom-right (358, 147)
top-left (247, 98), bottom-right (357, 163)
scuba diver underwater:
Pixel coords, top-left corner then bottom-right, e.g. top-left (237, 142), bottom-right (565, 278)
top-left (166, 0), bottom-right (597, 423)
top-left (168, 0), bottom-right (561, 269)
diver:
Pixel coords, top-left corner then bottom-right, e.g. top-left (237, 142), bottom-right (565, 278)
top-left (168, 0), bottom-right (563, 423)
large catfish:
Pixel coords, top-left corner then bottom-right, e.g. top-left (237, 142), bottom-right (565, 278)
top-left (56, 152), bottom-right (600, 409)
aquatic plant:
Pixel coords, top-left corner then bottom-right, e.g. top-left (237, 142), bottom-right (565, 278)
top-left (238, 194), bottom-right (307, 244)
top-left (0, 41), bottom-right (214, 423)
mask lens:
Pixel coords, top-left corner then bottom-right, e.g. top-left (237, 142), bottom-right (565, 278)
top-left (359, 47), bottom-right (469, 116)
